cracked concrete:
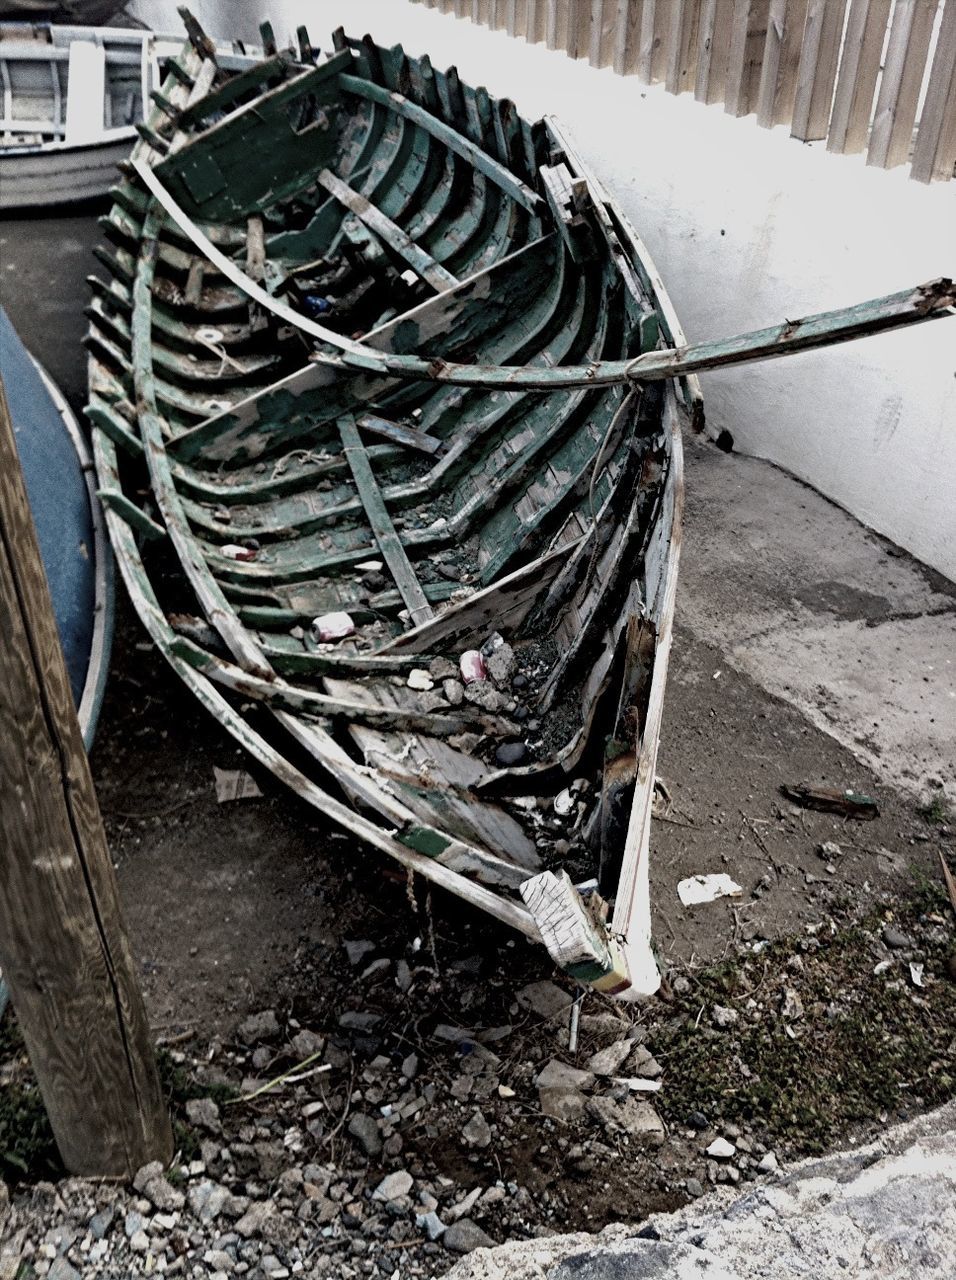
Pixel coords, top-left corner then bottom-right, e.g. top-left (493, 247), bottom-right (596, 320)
top-left (446, 1102), bottom-right (956, 1280)
top-left (679, 436), bottom-right (956, 804)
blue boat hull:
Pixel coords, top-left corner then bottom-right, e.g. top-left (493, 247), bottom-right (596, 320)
top-left (1, 305), bottom-right (114, 745)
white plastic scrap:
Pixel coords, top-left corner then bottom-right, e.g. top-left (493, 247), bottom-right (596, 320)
top-left (678, 873), bottom-right (743, 907)
top-left (220, 543), bottom-right (257, 562)
top-left (312, 611), bottom-right (355, 642)
top-left (553, 789), bottom-right (574, 817)
top-left (611, 1077), bottom-right (662, 1093)
top-left (355, 559), bottom-right (383, 572)
top-left (909, 962), bottom-right (925, 988)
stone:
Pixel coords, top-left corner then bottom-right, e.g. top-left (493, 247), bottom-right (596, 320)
top-left (186, 1097), bottom-right (222, 1133)
top-left (347, 1113), bottom-right (382, 1158)
top-left (587, 1097), bottom-right (665, 1146)
top-left (87, 1208), bottom-right (114, 1239)
top-left (516, 981), bottom-right (573, 1021)
top-left (495, 741), bottom-right (527, 767)
top-left (344, 939), bottom-right (376, 966)
top-left (442, 678), bottom-right (465, 706)
top-left (132, 1160), bottom-right (164, 1192)
top-left (188, 1180), bottom-right (231, 1222)
top-left (234, 1201), bottom-right (274, 1238)
top-left (586, 1039), bottom-right (634, 1076)
top-left (781, 988), bottom-right (805, 1020)
top-left (685, 1177), bottom-right (705, 1198)
top-left (408, 668), bottom-right (434, 691)
top-left (758, 1151), bottom-right (780, 1173)
top-left (462, 1110), bottom-right (492, 1148)
top-left (485, 643), bottom-right (516, 686)
top-left (443, 1219), bottom-right (495, 1253)
top-left (237, 1010), bottom-right (280, 1043)
top-left (373, 1171), bottom-right (414, 1202)
top-left (712, 1004), bottom-right (739, 1028)
top-left (463, 681), bottom-right (504, 712)
top-left (819, 840), bottom-right (843, 860)
top-left (47, 1261), bottom-right (82, 1280)
top-left (416, 1210), bottom-right (447, 1241)
top-left (290, 1028), bottom-right (325, 1059)
top-left (129, 1230), bottom-right (150, 1252)
top-left (706, 1136), bottom-right (737, 1159)
top-left (142, 1175), bottom-right (185, 1212)
top-left (428, 657), bottom-right (458, 681)
top-left (883, 926), bottom-right (914, 950)
top-left (338, 1010), bottom-right (381, 1031)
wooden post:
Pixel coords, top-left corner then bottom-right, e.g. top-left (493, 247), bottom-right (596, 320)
top-left (0, 375), bottom-right (172, 1177)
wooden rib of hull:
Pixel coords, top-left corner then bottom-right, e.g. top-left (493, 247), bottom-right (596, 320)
top-left (86, 23), bottom-right (700, 998)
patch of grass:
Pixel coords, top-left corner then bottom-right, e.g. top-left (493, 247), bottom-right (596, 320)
top-left (0, 1017), bottom-right (61, 1186)
top-left (652, 893), bottom-right (956, 1155)
top-left (918, 795), bottom-right (951, 825)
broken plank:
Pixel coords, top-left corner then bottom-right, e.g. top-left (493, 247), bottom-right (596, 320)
top-left (316, 167), bottom-right (458, 292)
top-left (356, 411), bottom-right (444, 454)
top-left (338, 415), bottom-right (434, 625)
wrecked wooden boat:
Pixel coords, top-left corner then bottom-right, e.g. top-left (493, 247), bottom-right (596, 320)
top-left (85, 18), bottom-right (956, 997)
top-left (0, 22), bottom-right (262, 209)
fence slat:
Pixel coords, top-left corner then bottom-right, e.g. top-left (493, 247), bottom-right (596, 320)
top-left (791, 0), bottom-right (849, 140)
top-left (546, 0), bottom-right (563, 48)
top-left (868, 0), bottom-right (938, 167)
top-left (911, 0), bottom-right (956, 180)
top-left (614, 0), bottom-right (645, 73)
top-left (828, 0), bottom-right (892, 153)
top-left (639, 0), bottom-right (674, 82)
top-left (667, 0), bottom-right (704, 93)
top-left (755, 0), bottom-right (810, 125)
top-left (525, 0), bottom-right (545, 41)
top-left (697, 0), bottom-right (736, 102)
top-left (589, 0), bottom-right (620, 66)
top-left (725, 0), bottom-right (772, 116)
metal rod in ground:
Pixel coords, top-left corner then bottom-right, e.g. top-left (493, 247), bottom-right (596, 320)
top-left (0, 374), bottom-right (172, 1177)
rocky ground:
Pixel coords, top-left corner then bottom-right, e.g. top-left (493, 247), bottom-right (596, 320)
top-left (2, 208), bottom-right (956, 1280)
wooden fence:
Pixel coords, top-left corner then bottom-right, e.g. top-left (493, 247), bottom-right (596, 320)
top-left (413, 1), bottom-right (956, 182)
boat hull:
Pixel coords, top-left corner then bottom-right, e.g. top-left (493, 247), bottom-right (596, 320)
top-left (86, 25), bottom-right (700, 997)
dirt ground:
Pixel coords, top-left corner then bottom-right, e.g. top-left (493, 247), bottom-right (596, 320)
top-left (2, 208), bottom-right (955, 1274)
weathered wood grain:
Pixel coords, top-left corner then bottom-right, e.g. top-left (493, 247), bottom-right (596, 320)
top-left (0, 376), bottom-right (171, 1176)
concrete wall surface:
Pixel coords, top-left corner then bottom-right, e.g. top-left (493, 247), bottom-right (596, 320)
top-left (131, 0), bottom-right (956, 581)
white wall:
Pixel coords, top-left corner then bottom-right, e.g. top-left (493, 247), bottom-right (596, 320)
top-left (131, 0), bottom-right (956, 581)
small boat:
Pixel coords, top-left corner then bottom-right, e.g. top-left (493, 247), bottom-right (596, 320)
top-left (85, 16), bottom-right (955, 997)
top-left (0, 21), bottom-right (263, 210)
top-left (2, 305), bottom-right (113, 743)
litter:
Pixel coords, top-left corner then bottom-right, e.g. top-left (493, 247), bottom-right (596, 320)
top-left (909, 962), bottom-right (925, 988)
top-left (678, 874), bottom-right (743, 906)
top-left (214, 767), bottom-right (263, 803)
top-left (780, 784), bottom-right (879, 820)
top-left (311, 611), bottom-right (355, 642)
top-left (459, 650), bottom-right (487, 684)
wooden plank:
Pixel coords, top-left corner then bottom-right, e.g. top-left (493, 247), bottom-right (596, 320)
top-left (696, 0), bottom-right (735, 102)
top-left (725, 0), bottom-right (772, 116)
top-left (316, 168), bottom-right (459, 292)
top-left (791, 0), bottom-right (849, 141)
top-left (65, 39), bottom-right (105, 144)
top-left (827, 0), bottom-right (892, 153)
top-left (356, 411), bottom-right (444, 454)
top-left (868, 0), bottom-right (938, 168)
top-left (755, 0), bottom-right (809, 124)
top-left (338, 74), bottom-right (541, 210)
top-left (0, 376), bottom-right (171, 1177)
top-left (911, 0), bottom-right (956, 181)
top-left (525, 0), bottom-right (547, 42)
top-left (614, 0), bottom-right (645, 74)
top-left (638, 0), bottom-right (674, 82)
top-left (667, 0), bottom-right (704, 93)
top-left (338, 415), bottom-right (434, 625)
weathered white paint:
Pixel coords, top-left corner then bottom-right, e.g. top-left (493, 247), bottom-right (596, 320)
top-left (131, 0), bottom-right (956, 581)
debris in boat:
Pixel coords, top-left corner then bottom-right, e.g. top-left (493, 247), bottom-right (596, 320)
top-left (311, 611), bottom-right (355, 642)
top-left (781, 784), bottom-right (879, 820)
top-left (459, 651), bottom-right (487, 684)
top-left (407, 669), bottom-right (434, 691)
top-left (612, 1076), bottom-right (663, 1094)
top-left (910, 962), bottom-right (925, 988)
top-left (554, 789), bottom-right (574, 817)
top-left (220, 544), bottom-right (257, 562)
top-left (214, 767), bottom-right (263, 803)
top-left (495, 742), bottom-right (527, 767)
top-left (677, 873), bottom-right (743, 906)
